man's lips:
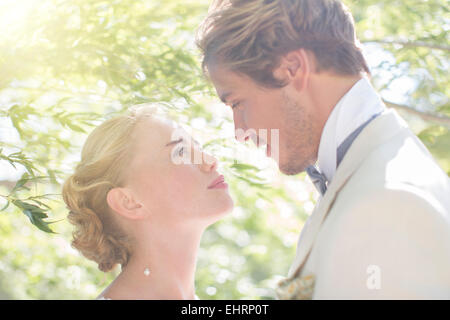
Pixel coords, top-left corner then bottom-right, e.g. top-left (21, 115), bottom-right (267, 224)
top-left (245, 134), bottom-right (266, 148)
top-left (208, 175), bottom-right (227, 189)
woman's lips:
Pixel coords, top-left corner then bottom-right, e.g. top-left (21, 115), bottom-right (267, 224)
top-left (208, 175), bottom-right (228, 189)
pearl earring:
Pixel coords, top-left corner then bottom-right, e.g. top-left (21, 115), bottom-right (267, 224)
top-left (144, 268), bottom-right (150, 276)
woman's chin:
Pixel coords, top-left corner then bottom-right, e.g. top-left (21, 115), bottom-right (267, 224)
top-left (206, 197), bottom-right (234, 222)
top-left (222, 199), bottom-right (235, 216)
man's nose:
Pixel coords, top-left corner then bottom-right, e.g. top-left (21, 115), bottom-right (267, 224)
top-left (233, 113), bottom-right (249, 142)
top-left (200, 151), bottom-right (218, 172)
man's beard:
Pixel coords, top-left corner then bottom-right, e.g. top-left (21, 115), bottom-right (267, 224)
top-left (278, 92), bottom-right (317, 175)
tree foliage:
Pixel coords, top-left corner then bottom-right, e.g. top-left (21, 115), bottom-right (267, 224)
top-left (0, 0), bottom-right (448, 299)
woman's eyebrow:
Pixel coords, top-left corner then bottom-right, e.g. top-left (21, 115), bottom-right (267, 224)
top-left (165, 137), bottom-right (200, 147)
top-left (165, 138), bottom-right (183, 147)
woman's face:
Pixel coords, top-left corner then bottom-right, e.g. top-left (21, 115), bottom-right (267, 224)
top-left (124, 116), bottom-right (233, 227)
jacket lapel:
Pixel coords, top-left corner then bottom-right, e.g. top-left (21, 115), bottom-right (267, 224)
top-left (287, 109), bottom-right (409, 278)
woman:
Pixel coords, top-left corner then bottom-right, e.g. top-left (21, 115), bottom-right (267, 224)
top-left (62, 106), bottom-right (234, 299)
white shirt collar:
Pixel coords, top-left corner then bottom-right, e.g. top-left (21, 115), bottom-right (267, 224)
top-left (317, 77), bottom-right (386, 183)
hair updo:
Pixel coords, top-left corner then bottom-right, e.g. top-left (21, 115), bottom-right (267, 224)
top-left (62, 106), bottom-right (155, 272)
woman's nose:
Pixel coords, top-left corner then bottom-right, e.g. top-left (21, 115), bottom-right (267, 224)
top-left (200, 151), bottom-right (218, 172)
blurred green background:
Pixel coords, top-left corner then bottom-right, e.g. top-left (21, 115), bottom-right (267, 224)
top-left (0, 0), bottom-right (448, 299)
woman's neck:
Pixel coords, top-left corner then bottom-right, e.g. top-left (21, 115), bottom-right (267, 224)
top-left (110, 222), bottom-right (204, 299)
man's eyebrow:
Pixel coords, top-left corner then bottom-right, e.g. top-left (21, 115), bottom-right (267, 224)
top-left (220, 92), bottom-right (232, 104)
top-left (165, 138), bottom-right (183, 147)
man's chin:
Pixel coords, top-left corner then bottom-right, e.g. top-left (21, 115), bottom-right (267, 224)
top-left (278, 158), bottom-right (310, 176)
top-left (278, 167), bottom-right (302, 176)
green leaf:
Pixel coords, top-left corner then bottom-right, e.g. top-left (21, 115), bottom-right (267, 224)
top-left (256, 192), bottom-right (273, 203)
top-left (66, 122), bottom-right (86, 133)
top-left (12, 199), bottom-right (57, 233)
top-left (13, 200), bottom-right (48, 218)
top-left (7, 160), bottom-right (17, 169)
top-left (230, 163), bottom-right (260, 172)
top-left (29, 199), bottom-right (52, 210)
top-left (0, 200), bottom-right (10, 211)
top-left (235, 175), bottom-right (270, 189)
top-left (28, 215), bottom-right (57, 234)
top-left (22, 209), bottom-right (56, 233)
top-left (12, 173), bottom-right (29, 193)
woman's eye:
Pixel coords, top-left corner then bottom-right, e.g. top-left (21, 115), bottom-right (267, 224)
top-left (178, 147), bottom-right (184, 156)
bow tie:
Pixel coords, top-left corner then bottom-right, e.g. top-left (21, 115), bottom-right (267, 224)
top-left (305, 112), bottom-right (383, 196)
top-left (306, 165), bottom-right (328, 196)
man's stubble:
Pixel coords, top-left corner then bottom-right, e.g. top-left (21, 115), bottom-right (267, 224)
top-left (278, 91), bottom-right (319, 176)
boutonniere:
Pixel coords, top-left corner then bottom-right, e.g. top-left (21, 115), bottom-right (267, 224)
top-left (275, 273), bottom-right (315, 300)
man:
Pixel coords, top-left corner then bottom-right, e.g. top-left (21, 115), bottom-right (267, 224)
top-left (196, 0), bottom-right (450, 299)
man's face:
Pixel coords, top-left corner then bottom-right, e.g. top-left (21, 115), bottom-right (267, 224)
top-left (209, 65), bottom-right (320, 175)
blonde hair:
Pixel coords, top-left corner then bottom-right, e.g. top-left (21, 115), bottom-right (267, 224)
top-left (196, 0), bottom-right (370, 87)
top-left (62, 105), bottom-right (156, 272)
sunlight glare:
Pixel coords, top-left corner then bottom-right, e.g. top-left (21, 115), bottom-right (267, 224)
top-left (0, 0), bottom-right (41, 34)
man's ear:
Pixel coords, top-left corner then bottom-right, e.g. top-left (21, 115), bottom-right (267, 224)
top-left (273, 48), bottom-right (312, 91)
top-left (106, 187), bottom-right (146, 220)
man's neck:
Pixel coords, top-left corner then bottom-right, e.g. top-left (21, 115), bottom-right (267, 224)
top-left (310, 72), bottom-right (363, 129)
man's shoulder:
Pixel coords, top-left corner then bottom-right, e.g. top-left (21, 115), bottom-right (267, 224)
top-left (328, 147), bottom-right (450, 244)
top-left (313, 179), bottom-right (450, 299)
top-left (306, 122), bottom-right (450, 299)
top-left (336, 182), bottom-right (449, 221)
top-left (329, 125), bottom-right (450, 232)
top-left (343, 126), bottom-right (450, 203)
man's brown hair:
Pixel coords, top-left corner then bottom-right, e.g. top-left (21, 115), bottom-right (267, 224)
top-left (197, 0), bottom-right (370, 87)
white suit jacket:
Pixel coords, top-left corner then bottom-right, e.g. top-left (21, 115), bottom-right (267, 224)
top-left (281, 109), bottom-right (450, 299)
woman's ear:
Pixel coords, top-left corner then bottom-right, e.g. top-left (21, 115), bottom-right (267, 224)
top-left (273, 48), bottom-right (312, 91)
top-left (106, 187), bottom-right (146, 220)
